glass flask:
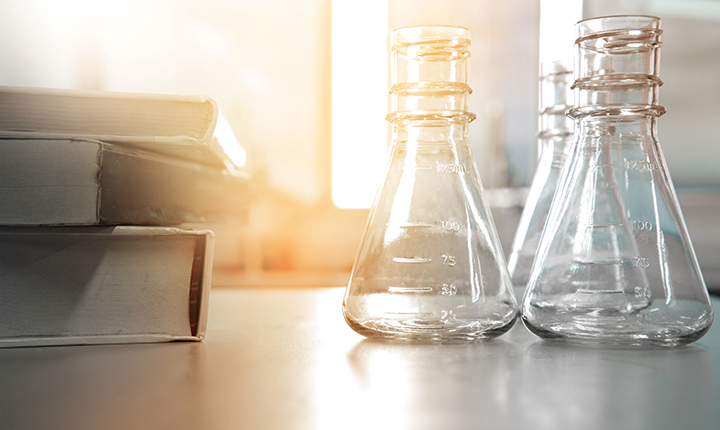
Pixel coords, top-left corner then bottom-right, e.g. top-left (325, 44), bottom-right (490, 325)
top-left (508, 60), bottom-right (574, 288)
top-left (343, 26), bottom-right (518, 342)
top-left (522, 15), bottom-right (714, 346)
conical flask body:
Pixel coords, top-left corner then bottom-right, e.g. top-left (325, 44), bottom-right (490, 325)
top-left (522, 15), bottom-right (713, 346)
top-left (344, 120), bottom-right (518, 341)
top-left (344, 25), bottom-right (517, 341)
top-left (509, 61), bottom-right (574, 288)
top-left (522, 112), bottom-right (713, 346)
top-left (508, 140), bottom-right (568, 287)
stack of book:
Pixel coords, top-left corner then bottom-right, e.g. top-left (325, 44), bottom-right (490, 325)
top-left (0, 86), bottom-right (249, 347)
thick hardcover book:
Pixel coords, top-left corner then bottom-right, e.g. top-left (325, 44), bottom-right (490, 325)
top-left (0, 138), bottom-right (249, 226)
top-left (0, 226), bottom-right (213, 348)
top-left (0, 86), bottom-right (245, 170)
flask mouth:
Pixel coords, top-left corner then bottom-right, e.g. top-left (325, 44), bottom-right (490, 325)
top-left (575, 15), bottom-right (662, 57)
top-left (574, 15), bottom-right (662, 72)
top-left (572, 15), bottom-right (664, 116)
top-left (391, 25), bottom-right (470, 48)
top-left (576, 15), bottom-right (660, 38)
top-left (390, 25), bottom-right (471, 89)
top-left (389, 25), bottom-right (474, 119)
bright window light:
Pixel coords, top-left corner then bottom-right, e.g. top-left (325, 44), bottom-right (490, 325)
top-left (215, 111), bottom-right (246, 168)
top-left (539, 0), bottom-right (583, 64)
top-left (331, 0), bottom-right (388, 209)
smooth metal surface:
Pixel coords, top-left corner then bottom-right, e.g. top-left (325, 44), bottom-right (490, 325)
top-left (1, 287), bottom-right (719, 430)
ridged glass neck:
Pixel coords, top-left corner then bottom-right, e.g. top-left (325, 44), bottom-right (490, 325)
top-left (539, 60), bottom-right (574, 157)
top-left (575, 115), bottom-right (658, 146)
top-left (568, 15), bottom-right (665, 120)
top-left (391, 119), bottom-right (470, 149)
top-left (388, 26), bottom-right (474, 122)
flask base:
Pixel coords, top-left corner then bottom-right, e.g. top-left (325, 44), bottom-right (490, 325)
top-left (343, 310), bottom-right (517, 343)
top-left (521, 300), bottom-right (713, 347)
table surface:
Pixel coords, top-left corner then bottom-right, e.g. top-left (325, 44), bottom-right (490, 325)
top-left (1, 287), bottom-right (719, 430)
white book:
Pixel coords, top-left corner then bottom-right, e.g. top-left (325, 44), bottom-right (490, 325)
top-left (0, 86), bottom-right (246, 170)
top-left (0, 138), bottom-right (249, 226)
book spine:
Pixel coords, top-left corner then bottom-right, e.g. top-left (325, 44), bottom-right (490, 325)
top-left (189, 236), bottom-right (207, 337)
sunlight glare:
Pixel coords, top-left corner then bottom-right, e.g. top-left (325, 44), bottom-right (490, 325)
top-left (539, 0), bottom-right (583, 64)
top-left (331, 0), bottom-right (389, 209)
top-left (215, 111), bottom-right (247, 168)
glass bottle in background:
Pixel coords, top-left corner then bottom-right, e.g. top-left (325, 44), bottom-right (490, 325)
top-left (508, 60), bottom-right (574, 289)
top-left (343, 26), bottom-right (517, 342)
top-left (522, 15), bottom-right (713, 346)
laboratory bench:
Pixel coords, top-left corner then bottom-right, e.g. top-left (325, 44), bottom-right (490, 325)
top-left (1, 286), bottom-right (719, 430)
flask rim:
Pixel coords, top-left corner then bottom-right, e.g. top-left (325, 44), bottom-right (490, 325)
top-left (391, 25), bottom-right (470, 47)
top-left (576, 15), bottom-right (660, 40)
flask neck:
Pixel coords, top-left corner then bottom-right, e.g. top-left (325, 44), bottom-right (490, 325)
top-left (390, 26), bottom-right (473, 118)
top-left (569, 15), bottom-right (665, 120)
top-left (538, 60), bottom-right (574, 161)
top-left (390, 118), bottom-right (470, 149)
top-left (391, 84), bottom-right (471, 114)
top-left (539, 61), bottom-right (573, 132)
top-left (575, 114), bottom-right (659, 147)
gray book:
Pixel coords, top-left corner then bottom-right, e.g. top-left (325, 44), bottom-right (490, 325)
top-left (0, 226), bottom-right (213, 347)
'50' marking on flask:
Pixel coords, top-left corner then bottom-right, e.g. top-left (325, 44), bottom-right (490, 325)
top-left (634, 286), bottom-right (651, 299)
top-left (441, 284), bottom-right (457, 296)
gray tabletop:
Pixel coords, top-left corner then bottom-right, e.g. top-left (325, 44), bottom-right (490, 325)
top-left (1, 287), bottom-right (719, 430)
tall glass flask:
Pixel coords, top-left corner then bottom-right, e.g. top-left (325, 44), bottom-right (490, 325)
top-left (508, 60), bottom-right (574, 288)
top-left (522, 16), bottom-right (713, 346)
top-left (343, 26), bottom-right (517, 342)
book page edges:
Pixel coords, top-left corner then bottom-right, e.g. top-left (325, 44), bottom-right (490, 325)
top-left (0, 131), bottom-right (204, 146)
top-left (0, 126), bottom-right (242, 171)
top-left (0, 85), bottom-right (213, 104)
top-left (0, 334), bottom-right (203, 348)
top-left (196, 231), bottom-right (214, 339)
top-left (0, 226), bottom-right (212, 236)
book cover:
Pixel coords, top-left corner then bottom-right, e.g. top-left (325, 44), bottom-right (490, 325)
top-left (0, 226), bottom-right (213, 347)
top-left (0, 138), bottom-right (249, 226)
top-left (0, 86), bottom-right (246, 170)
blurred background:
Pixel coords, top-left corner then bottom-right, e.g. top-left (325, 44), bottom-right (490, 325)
top-left (1, 0), bottom-right (719, 288)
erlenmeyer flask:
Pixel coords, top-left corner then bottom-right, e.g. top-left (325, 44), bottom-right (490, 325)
top-left (343, 26), bottom-right (517, 342)
top-left (522, 15), bottom-right (714, 346)
top-left (508, 60), bottom-right (574, 288)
